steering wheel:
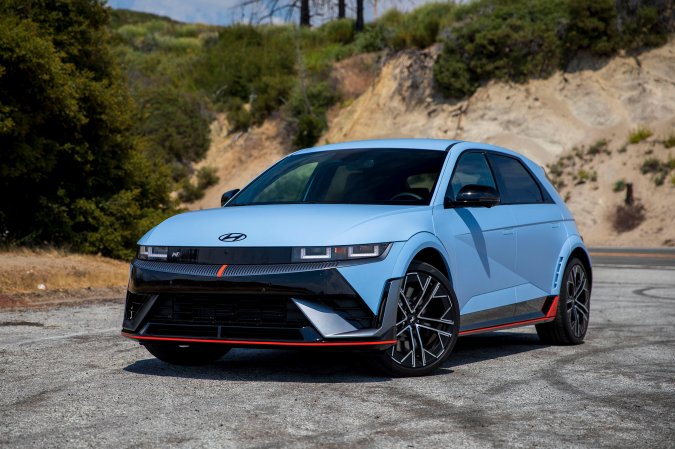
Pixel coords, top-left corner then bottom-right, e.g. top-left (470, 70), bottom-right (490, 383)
top-left (390, 192), bottom-right (424, 201)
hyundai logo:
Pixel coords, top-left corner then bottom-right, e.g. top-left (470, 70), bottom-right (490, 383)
top-left (219, 232), bottom-right (247, 242)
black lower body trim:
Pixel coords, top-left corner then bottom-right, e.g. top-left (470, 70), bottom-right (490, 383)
top-left (460, 296), bottom-right (552, 333)
top-left (122, 259), bottom-right (396, 347)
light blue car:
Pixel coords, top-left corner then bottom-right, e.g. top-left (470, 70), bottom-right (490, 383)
top-left (122, 139), bottom-right (592, 376)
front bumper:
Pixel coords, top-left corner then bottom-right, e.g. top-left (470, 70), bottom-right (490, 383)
top-left (122, 259), bottom-right (400, 349)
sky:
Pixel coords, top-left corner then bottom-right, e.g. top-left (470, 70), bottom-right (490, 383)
top-left (106, 0), bottom-right (431, 26)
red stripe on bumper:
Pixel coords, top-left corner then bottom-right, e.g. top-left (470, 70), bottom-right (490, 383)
top-left (122, 332), bottom-right (396, 347)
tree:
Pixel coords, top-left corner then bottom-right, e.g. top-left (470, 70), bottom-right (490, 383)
top-left (356, 0), bottom-right (364, 31)
top-left (0, 0), bottom-right (174, 258)
top-left (338, 0), bottom-right (346, 18)
top-left (301, 0), bottom-right (310, 25)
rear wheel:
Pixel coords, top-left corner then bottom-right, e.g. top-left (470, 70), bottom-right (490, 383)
top-left (143, 343), bottom-right (230, 365)
top-left (536, 257), bottom-right (591, 345)
top-left (373, 261), bottom-right (459, 377)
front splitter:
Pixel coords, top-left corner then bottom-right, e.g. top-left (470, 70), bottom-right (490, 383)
top-left (122, 331), bottom-right (396, 348)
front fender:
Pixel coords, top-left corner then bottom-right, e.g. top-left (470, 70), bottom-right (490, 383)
top-left (337, 232), bottom-right (451, 314)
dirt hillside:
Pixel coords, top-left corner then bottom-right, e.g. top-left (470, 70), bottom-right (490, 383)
top-left (191, 41), bottom-right (675, 247)
top-left (323, 42), bottom-right (675, 164)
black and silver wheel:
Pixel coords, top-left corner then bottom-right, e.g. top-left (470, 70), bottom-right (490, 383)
top-left (143, 343), bottom-right (230, 366)
top-left (536, 257), bottom-right (591, 345)
top-left (374, 261), bottom-right (459, 377)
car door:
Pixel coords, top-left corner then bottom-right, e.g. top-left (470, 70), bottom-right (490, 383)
top-left (433, 150), bottom-right (519, 330)
top-left (485, 153), bottom-right (566, 319)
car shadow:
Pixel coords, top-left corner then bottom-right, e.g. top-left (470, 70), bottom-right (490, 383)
top-left (444, 331), bottom-right (547, 369)
top-left (122, 331), bottom-right (548, 382)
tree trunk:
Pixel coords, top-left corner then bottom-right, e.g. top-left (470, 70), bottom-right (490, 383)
top-left (300, 0), bottom-right (310, 27)
top-left (338, 0), bottom-right (346, 19)
top-left (355, 0), bottom-right (364, 31)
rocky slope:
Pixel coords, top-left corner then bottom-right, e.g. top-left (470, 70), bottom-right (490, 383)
top-left (190, 40), bottom-right (675, 247)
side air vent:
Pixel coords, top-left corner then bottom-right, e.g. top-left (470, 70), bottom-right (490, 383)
top-left (552, 257), bottom-right (564, 290)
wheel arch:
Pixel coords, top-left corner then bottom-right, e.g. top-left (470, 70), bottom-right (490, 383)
top-left (570, 247), bottom-right (592, 290)
top-left (392, 232), bottom-right (453, 284)
top-left (410, 247), bottom-right (450, 280)
top-left (553, 236), bottom-right (592, 295)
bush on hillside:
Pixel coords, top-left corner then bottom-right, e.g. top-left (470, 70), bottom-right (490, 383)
top-left (434, 0), bottom-right (674, 99)
top-left (434, 0), bottom-right (565, 98)
top-left (616, 0), bottom-right (673, 49)
top-left (197, 25), bottom-right (296, 130)
top-left (134, 86), bottom-right (212, 179)
top-left (564, 0), bottom-right (620, 56)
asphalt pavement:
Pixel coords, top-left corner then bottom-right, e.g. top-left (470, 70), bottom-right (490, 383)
top-left (1, 263), bottom-right (674, 448)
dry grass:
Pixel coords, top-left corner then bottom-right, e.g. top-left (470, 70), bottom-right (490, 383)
top-left (0, 248), bottom-right (129, 295)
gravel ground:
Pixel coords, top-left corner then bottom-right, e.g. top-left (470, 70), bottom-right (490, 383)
top-left (1, 266), bottom-right (674, 448)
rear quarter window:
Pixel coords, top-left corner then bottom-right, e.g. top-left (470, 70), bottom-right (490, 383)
top-left (487, 154), bottom-right (544, 204)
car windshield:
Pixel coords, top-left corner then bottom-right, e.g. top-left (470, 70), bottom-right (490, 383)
top-left (228, 148), bottom-right (447, 206)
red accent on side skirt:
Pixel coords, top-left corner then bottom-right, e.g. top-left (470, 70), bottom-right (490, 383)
top-left (545, 295), bottom-right (559, 319)
top-left (122, 332), bottom-right (396, 347)
top-left (458, 316), bottom-right (554, 336)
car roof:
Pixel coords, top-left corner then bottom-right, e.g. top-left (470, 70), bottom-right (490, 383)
top-left (295, 138), bottom-right (462, 154)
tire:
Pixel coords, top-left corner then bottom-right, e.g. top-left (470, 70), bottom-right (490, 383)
top-left (536, 257), bottom-right (591, 345)
top-left (143, 343), bottom-right (230, 366)
top-left (373, 261), bottom-right (460, 377)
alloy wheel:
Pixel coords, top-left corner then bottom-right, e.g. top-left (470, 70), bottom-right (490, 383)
top-left (566, 264), bottom-right (590, 338)
top-left (390, 271), bottom-right (455, 368)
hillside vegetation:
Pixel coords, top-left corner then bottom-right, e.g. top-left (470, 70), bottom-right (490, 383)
top-left (1, 0), bottom-right (673, 259)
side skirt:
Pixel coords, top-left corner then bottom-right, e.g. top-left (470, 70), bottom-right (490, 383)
top-left (458, 295), bottom-right (558, 337)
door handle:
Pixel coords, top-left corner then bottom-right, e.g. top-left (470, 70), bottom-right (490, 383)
top-left (502, 229), bottom-right (514, 236)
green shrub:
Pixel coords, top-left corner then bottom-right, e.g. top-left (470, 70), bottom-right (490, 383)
top-left (196, 166), bottom-right (219, 189)
top-left (588, 139), bottom-right (609, 156)
top-left (177, 167), bottom-right (219, 203)
top-left (434, 0), bottom-right (565, 98)
top-left (433, 44), bottom-right (474, 97)
top-left (196, 25), bottom-right (296, 126)
top-left (287, 80), bottom-right (339, 149)
top-left (577, 169), bottom-right (591, 182)
top-left (352, 22), bottom-right (389, 52)
top-left (133, 87), bottom-right (212, 179)
top-left (629, 127), bottom-right (653, 144)
top-left (641, 157), bottom-right (662, 174)
top-left (618, 3), bottom-right (672, 49)
top-left (225, 98), bottom-right (252, 132)
top-left (564, 0), bottom-right (619, 57)
top-left (664, 134), bottom-right (675, 149)
top-left (655, 172), bottom-right (666, 186)
top-left (318, 19), bottom-right (355, 45)
top-left (293, 114), bottom-right (325, 149)
top-left (613, 179), bottom-right (626, 192)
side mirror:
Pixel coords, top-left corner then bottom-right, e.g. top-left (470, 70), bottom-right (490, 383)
top-left (445, 185), bottom-right (500, 208)
top-left (220, 189), bottom-right (240, 207)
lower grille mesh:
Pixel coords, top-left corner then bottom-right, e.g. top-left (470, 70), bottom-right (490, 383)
top-left (135, 260), bottom-right (338, 277)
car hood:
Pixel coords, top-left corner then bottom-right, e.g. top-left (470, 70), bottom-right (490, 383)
top-left (139, 204), bottom-right (434, 247)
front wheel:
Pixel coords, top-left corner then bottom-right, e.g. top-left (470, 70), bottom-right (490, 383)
top-left (143, 343), bottom-right (231, 365)
top-left (536, 257), bottom-right (591, 345)
top-left (373, 261), bottom-right (459, 377)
